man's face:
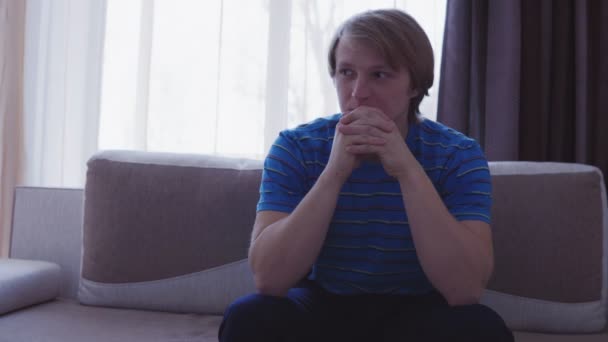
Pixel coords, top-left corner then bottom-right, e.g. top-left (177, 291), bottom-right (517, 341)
top-left (333, 35), bottom-right (417, 128)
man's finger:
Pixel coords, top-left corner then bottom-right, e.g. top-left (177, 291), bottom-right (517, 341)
top-left (346, 144), bottom-right (381, 154)
top-left (342, 119), bottom-right (394, 134)
top-left (341, 115), bottom-right (393, 134)
top-left (339, 123), bottom-right (389, 137)
top-left (344, 106), bottom-right (391, 122)
top-left (344, 134), bottom-right (386, 146)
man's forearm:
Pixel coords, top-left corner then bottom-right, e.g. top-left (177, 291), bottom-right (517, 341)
top-left (249, 169), bottom-right (344, 296)
top-left (398, 162), bottom-right (492, 306)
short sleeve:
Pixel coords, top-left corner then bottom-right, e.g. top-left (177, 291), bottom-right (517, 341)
top-left (440, 141), bottom-right (492, 224)
top-left (256, 131), bottom-right (308, 213)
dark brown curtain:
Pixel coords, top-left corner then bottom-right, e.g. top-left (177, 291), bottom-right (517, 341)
top-left (438, 0), bottom-right (608, 180)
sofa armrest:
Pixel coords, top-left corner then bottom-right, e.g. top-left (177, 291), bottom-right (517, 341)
top-left (483, 161), bottom-right (608, 333)
top-left (0, 259), bottom-right (61, 315)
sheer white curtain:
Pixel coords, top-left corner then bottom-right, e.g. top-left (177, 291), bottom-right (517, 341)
top-left (22, 0), bottom-right (106, 187)
top-left (99, 0), bottom-right (446, 160)
top-left (0, 0), bottom-right (26, 256)
top-left (21, 0), bottom-right (446, 190)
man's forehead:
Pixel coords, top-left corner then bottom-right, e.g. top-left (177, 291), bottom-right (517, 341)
top-left (336, 38), bottom-right (391, 66)
top-left (334, 35), bottom-right (402, 69)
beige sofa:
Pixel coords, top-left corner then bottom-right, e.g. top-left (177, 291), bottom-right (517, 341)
top-left (1, 150), bottom-right (607, 341)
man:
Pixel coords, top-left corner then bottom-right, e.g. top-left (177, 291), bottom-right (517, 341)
top-left (220, 8), bottom-right (513, 342)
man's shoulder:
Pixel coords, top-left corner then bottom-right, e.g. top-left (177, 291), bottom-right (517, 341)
top-left (280, 114), bottom-right (340, 142)
top-left (415, 118), bottom-right (479, 150)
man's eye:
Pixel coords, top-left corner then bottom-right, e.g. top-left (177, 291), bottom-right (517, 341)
top-left (374, 71), bottom-right (388, 79)
top-left (339, 69), bottom-right (353, 76)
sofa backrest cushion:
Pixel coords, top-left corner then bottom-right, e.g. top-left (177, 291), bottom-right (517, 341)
top-left (481, 162), bottom-right (607, 333)
top-left (77, 151), bottom-right (608, 331)
top-left (78, 150), bottom-right (260, 314)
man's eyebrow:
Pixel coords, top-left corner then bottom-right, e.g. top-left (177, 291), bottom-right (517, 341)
top-left (336, 62), bottom-right (354, 68)
top-left (370, 64), bottom-right (394, 70)
top-left (336, 61), bottom-right (393, 70)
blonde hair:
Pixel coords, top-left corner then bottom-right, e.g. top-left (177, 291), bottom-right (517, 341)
top-left (328, 9), bottom-right (434, 122)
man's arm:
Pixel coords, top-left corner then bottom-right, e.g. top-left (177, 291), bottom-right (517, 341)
top-left (249, 123), bottom-right (383, 297)
top-left (248, 170), bottom-right (342, 297)
top-left (339, 107), bottom-right (493, 306)
top-left (396, 162), bottom-right (493, 306)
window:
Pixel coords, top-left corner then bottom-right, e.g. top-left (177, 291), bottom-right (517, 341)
top-left (99, 0), bottom-right (446, 159)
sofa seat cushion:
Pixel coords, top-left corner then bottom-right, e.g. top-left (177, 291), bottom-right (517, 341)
top-left (0, 298), bottom-right (222, 342)
top-left (0, 259), bottom-right (61, 315)
top-left (514, 329), bottom-right (608, 342)
top-left (0, 299), bottom-right (606, 342)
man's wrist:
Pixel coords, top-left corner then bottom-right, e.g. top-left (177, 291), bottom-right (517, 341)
top-left (396, 163), bottom-right (433, 197)
top-left (318, 166), bottom-right (349, 191)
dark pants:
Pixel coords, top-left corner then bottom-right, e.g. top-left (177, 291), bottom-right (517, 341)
top-left (219, 281), bottom-right (513, 342)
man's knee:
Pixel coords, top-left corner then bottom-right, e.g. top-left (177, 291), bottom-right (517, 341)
top-left (447, 304), bottom-right (513, 341)
top-left (394, 303), bottom-right (513, 342)
top-left (219, 294), bottom-right (290, 341)
top-left (224, 294), bottom-right (276, 318)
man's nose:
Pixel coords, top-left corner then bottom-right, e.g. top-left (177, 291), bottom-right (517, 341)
top-left (351, 77), bottom-right (371, 100)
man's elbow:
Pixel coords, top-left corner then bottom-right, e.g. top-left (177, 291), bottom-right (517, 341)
top-left (253, 275), bottom-right (288, 297)
top-left (444, 286), bottom-right (483, 307)
top-left (444, 263), bottom-right (492, 306)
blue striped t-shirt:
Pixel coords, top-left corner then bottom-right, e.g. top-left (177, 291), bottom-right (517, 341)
top-left (257, 114), bottom-right (492, 295)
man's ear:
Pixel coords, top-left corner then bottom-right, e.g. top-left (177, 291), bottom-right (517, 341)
top-left (409, 89), bottom-right (419, 99)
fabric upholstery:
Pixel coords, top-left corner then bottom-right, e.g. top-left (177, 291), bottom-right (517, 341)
top-left (79, 259), bottom-right (254, 315)
top-left (78, 150), bottom-right (261, 314)
top-left (0, 298), bottom-right (222, 342)
top-left (77, 151), bottom-right (608, 331)
top-left (0, 259), bottom-right (61, 315)
top-left (482, 161), bottom-right (607, 333)
top-left (490, 172), bottom-right (602, 302)
top-left (48, 149), bottom-right (606, 335)
top-left (514, 329), bottom-right (608, 342)
top-left (10, 187), bottom-right (84, 299)
top-left (0, 299), bottom-right (606, 342)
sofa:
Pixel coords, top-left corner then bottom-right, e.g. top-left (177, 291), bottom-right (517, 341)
top-left (1, 150), bottom-right (607, 341)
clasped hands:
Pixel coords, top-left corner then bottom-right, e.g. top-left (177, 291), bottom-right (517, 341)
top-left (328, 106), bottom-right (412, 181)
